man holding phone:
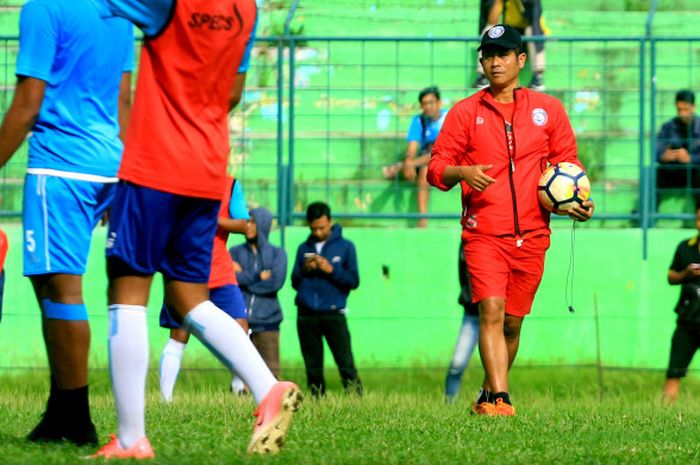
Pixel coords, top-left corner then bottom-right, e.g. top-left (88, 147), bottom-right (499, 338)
top-left (663, 206), bottom-right (700, 402)
top-left (655, 89), bottom-right (700, 211)
top-left (291, 202), bottom-right (362, 397)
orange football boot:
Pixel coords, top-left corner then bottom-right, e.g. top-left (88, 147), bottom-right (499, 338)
top-left (90, 434), bottom-right (155, 460)
top-left (247, 381), bottom-right (303, 454)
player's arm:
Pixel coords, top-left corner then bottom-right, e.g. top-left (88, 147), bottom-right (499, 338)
top-left (229, 14), bottom-right (257, 111)
top-left (218, 179), bottom-right (249, 234)
top-left (118, 72), bottom-right (132, 142)
top-left (0, 77), bottom-right (45, 169)
top-left (428, 104), bottom-right (495, 192)
top-left (547, 100), bottom-right (595, 221)
top-left (103, 0), bottom-right (173, 37)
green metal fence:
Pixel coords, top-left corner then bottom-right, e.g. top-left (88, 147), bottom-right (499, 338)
top-left (0, 35), bottom-right (699, 240)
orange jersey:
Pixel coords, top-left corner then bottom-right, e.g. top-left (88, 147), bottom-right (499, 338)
top-left (119, 0), bottom-right (257, 200)
top-left (0, 230), bottom-right (7, 270)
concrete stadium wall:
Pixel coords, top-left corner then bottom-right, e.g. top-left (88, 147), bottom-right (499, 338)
top-left (0, 223), bottom-right (694, 372)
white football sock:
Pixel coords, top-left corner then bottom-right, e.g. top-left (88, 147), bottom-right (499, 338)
top-left (108, 304), bottom-right (149, 448)
top-left (183, 300), bottom-right (276, 403)
top-left (159, 338), bottom-right (186, 402)
top-left (231, 375), bottom-right (246, 394)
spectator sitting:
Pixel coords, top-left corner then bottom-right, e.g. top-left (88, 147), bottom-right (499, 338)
top-left (655, 89), bottom-right (700, 210)
top-left (382, 86), bottom-right (447, 227)
top-left (230, 207), bottom-right (287, 379)
top-left (473, 0), bottom-right (549, 91)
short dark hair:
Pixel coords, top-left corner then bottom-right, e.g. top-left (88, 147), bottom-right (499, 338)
top-left (306, 201), bottom-right (331, 223)
top-left (419, 86), bottom-right (440, 103)
top-left (676, 89), bottom-right (695, 105)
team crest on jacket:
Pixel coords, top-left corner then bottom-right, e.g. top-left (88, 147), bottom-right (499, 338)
top-left (531, 108), bottom-right (548, 126)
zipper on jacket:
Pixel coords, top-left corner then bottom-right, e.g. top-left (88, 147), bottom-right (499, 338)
top-left (249, 295), bottom-right (255, 318)
top-left (504, 118), bottom-right (522, 247)
top-left (483, 91), bottom-right (523, 246)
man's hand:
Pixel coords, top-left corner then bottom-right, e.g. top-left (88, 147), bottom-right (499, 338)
top-left (315, 255), bottom-right (334, 274)
top-left (462, 164), bottom-right (496, 191)
top-left (260, 270), bottom-right (272, 281)
top-left (661, 148), bottom-right (690, 164)
top-left (303, 255), bottom-right (319, 272)
top-left (402, 160), bottom-right (417, 181)
top-left (233, 261), bottom-right (242, 273)
top-left (674, 148), bottom-right (691, 164)
top-left (567, 199), bottom-right (595, 222)
top-left (685, 263), bottom-right (700, 279)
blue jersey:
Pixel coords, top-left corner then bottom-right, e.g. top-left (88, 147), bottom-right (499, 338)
top-left (16, 0), bottom-right (134, 177)
top-left (406, 109), bottom-right (447, 152)
top-left (102, 0), bottom-right (256, 71)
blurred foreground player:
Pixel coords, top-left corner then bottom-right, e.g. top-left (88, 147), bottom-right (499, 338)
top-left (91, 0), bottom-right (301, 458)
top-left (0, 0), bottom-right (133, 445)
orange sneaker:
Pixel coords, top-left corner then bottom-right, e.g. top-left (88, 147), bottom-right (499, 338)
top-left (247, 381), bottom-right (302, 455)
top-left (89, 434), bottom-right (155, 460)
top-left (494, 398), bottom-right (516, 416)
top-left (471, 401), bottom-right (496, 416)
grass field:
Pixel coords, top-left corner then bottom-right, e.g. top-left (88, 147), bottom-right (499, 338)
top-left (1, 366), bottom-right (699, 464)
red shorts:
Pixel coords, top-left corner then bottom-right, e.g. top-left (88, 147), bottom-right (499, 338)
top-left (463, 231), bottom-right (550, 317)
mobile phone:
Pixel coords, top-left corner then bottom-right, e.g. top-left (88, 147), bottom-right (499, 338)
top-left (304, 252), bottom-right (317, 260)
top-left (691, 263), bottom-right (700, 270)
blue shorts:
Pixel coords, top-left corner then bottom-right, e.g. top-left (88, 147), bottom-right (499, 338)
top-left (159, 284), bottom-right (248, 329)
top-left (23, 173), bottom-right (116, 276)
top-left (106, 182), bottom-right (219, 283)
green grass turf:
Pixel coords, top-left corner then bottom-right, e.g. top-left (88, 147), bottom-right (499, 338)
top-left (1, 366), bottom-right (699, 464)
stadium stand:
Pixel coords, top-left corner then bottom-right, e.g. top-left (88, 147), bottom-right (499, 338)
top-left (0, 1), bottom-right (698, 225)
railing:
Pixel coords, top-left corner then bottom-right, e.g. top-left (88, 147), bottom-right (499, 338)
top-left (0, 32), bottom-right (699, 257)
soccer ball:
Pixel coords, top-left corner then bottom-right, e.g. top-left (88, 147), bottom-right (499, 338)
top-left (537, 162), bottom-right (591, 214)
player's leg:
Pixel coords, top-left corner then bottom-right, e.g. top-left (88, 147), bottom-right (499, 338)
top-left (93, 182), bottom-right (167, 458)
top-left (417, 165), bottom-right (430, 228)
top-left (159, 301), bottom-right (190, 402)
top-left (157, 200), bottom-right (299, 454)
top-left (208, 284), bottom-right (251, 394)
top-left (478, 297), bottom-right (509, 393)
top-left (504, 315), bottom-right (524, 368)
top-left (24, 175), bottom-right (112, 445)
top-left (663, 324), bottom-right (696, 403)
top-left (523, 0), bottom-right (546, 90)
top-left (445, 313), bottom-right (480, 402)
top-left (323, 312), bottom-right (362, 395)
top-left (463, 235), bottom-right (511, 414)
top-left (297, 313), bottom-right (326, 396)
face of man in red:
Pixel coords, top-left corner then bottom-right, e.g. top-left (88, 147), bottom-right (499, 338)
top-left (309, 215), bottom-right (332, 242)
top-left (480, 47), bottom-right (526, 90)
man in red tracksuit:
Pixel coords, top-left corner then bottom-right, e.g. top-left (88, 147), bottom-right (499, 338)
top-left (428, 24), bottom-right (594, 416)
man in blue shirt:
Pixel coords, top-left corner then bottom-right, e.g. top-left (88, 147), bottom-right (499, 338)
top-left (655, 89), bottom-right (700, 211)
top-left (0, 0), bottom-right (133, 445)
top-left (382, 86), bottom-right (447, 227)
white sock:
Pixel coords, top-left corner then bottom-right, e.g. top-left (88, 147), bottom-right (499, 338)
top-left (108, 304), bottom-right (149, 448)
top-left (183, 300), bottom-right (276, 403)
top-left (159, 338), bottom-right (186, 402)
top-left (231, 375), bottom-right (246, 394)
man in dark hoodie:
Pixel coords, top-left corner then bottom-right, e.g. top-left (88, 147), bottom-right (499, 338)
top-left (292, 202), bottom-right (362, 396)
top-left (230, 207), bottom-right (287, 378)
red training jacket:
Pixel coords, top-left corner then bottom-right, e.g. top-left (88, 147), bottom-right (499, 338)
top-left (428, 87), bottom-right (583, 239)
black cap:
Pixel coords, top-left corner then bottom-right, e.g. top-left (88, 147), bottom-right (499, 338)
top-left (478, 24), bottom-right (523, 52)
